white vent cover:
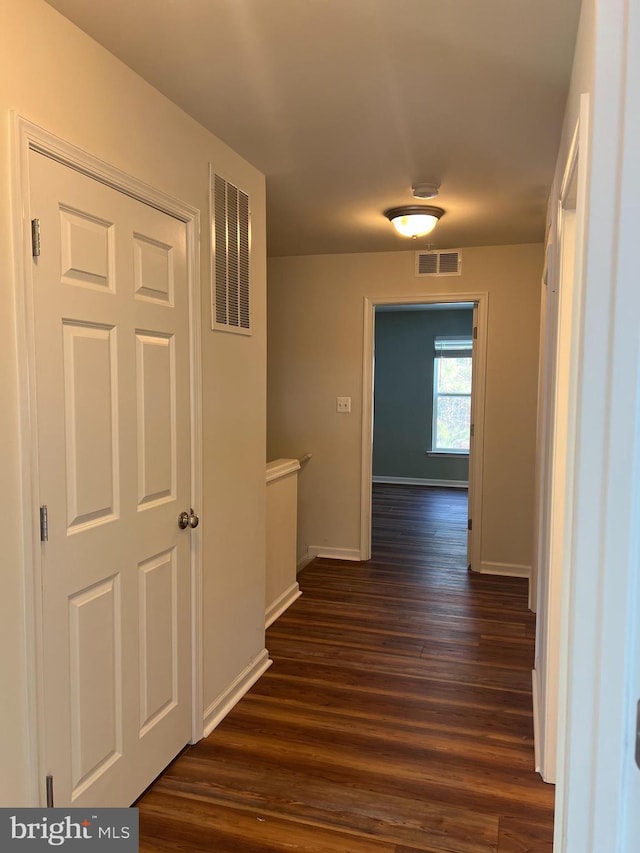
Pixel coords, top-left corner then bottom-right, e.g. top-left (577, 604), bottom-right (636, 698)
top-left (210, 169), bottom-right (251, 334)
top-left (415, 249), bottom-right (462, 277)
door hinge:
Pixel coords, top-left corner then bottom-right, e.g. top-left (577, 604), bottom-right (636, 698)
top-left (31, 218), bottom-right (41, 258)
top-left (46, 774), bottom-right (54, 808)
top-left (473, 325), bottom-right (477, 340)
top-left (40, 505), bottom-right (49, 542)
top-left (468, 518), bottom-right (472, 531)
top-left (470, 423), bottom-right (475, 437)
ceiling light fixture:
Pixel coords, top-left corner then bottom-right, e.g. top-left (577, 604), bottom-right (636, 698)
top-left (384, 205), bottom-right (445, 238)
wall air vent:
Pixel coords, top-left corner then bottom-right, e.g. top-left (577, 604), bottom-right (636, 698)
top-left (210, 168), bottom-right (252, 334)
top-left (415, 249), bottom-right (462, 277)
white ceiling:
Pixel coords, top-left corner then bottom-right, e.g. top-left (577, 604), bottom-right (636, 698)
top-left (44, 0), bottom-right (582, 257)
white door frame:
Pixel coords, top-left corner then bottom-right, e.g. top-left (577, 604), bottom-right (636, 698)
top-left (10, 115), bottom-right (203, 805)
top-left (360, 292), bottom-right (488, 570)
top-left (532, 106), bottom-right (588, 785)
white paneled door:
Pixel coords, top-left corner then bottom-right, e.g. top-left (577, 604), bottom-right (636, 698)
top-left (30, 150), bottom-right (193, 807)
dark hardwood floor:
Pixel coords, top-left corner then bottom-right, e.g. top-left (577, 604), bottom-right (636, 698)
top-left (138, 484), bottom-right (554, 852)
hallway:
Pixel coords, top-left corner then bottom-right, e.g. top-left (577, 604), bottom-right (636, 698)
top-left (138, 485), bottom-right (554, 852)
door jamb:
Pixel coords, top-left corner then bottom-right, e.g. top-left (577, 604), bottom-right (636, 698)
top-left (10, 115), bottom-right (204, 805)
top-left (360, 292), bottom-right (488, 570)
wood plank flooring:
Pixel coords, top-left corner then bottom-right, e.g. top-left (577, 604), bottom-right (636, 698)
top-left (138, 484), bottom-right (554, 852)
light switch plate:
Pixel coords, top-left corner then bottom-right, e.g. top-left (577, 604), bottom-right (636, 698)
top-left (336, 396), bottom-right (351, 413)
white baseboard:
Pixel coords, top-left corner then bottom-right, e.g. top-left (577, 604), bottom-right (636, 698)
top-left (532, 668), bottom-right (541, 775)
top-left (479, 560), bottom-right (531, 578)
top-left (372, 475), bottom-right (468, 489)
top-left (203, 649), bottom-right (272, 738)
top-left (265, 582), bottom-right (302, 628)
top-left (307, 546), bottom-right (362, 561)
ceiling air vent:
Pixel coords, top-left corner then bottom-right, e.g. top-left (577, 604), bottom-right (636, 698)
top-left (415, 249), bottom-right (462, 277)
top-left (210, 168), bottom-right (252, 335)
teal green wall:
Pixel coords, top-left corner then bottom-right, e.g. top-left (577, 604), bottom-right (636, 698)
top-left (373, 308), bottom-right (473, 482)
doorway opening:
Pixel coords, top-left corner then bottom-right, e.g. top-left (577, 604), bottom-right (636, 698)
top-left (360, 293), bottom-right (488, 571)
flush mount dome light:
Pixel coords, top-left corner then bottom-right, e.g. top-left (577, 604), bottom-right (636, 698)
top-left (384, 205), bottom-right (445, 238)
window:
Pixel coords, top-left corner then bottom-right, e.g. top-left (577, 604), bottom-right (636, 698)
top-left (432, 336), bottom-right (472, 452)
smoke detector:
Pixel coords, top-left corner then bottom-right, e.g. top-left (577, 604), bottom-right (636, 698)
top-left (412, 182), bottom-right (440, 200)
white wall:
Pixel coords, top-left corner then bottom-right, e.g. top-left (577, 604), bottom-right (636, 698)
top-left (538, 0), bottom-right (640, 849)
top-left (0, 0), bottom-right (266, 805)
top-left (268, 244), bottom-right (542, 572)
top-left (266, 461), bottom-right (302, 626)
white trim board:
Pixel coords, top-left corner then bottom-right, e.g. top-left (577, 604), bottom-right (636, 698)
top-left (11, 114), bottom-right (203, 804)
top-left (372, 476), bottom-right (468, 489)
top-left (479, 561), bottom-right (531, 579)
top-left (307, 546), bottom-right (361, 562)
top-left (203, 650), bottom-right (272, 738)
top-left (265, 582), bottom-right (301, 628)
top-left (266, 458), bottom-right (301, 484)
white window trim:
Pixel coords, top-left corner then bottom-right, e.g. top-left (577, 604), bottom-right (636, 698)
top-left (426, 450), bottom-right (469, 457)
top-left (431, 343), bottom-right (472, 453)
